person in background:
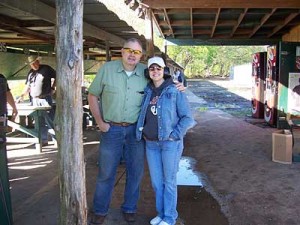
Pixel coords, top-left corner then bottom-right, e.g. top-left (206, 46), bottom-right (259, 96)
top-left (179, 70), bottom-right (187, 87)
top-left (0, 74), bottom-right (18, 120)
top-left (16, 55), bottom-right (56, 146)
top-left (136, 56), bottom-right (195, 225)
top-left (88, 38), bottom-right (186, 225)
top-left (173, 69), bottom-right (187, 87)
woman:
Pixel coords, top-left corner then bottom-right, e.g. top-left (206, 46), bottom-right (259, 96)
top-left (136, 56), bottom-right (196, 225)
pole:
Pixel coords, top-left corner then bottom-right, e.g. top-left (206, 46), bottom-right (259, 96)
top-left (0, 76), bottom-right (13, 225)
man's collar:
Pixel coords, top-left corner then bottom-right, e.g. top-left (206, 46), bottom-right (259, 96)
top-left (117, 60), bottom-right (143, 76)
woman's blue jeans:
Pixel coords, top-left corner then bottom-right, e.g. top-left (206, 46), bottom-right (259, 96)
top-left (93, 124), bottom-right (145, 215)
top-left (146, 140), bottom-right (183, 225)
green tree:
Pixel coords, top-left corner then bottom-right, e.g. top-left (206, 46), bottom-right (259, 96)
top-left (167, 45), bottom-right (266, 78)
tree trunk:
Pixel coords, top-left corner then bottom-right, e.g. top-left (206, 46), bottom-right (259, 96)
top-left (55, 0), bottom-right (87, 224)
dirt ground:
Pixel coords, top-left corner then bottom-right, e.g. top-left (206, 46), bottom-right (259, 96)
top-left (187, 79), bottom-right (300, 225)
top-left (5, 79), bottom-right (300, 225)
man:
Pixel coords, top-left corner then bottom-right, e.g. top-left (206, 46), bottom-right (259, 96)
top-left (88, 38), bottom-right (147, 224)
top-left (16, 55), bottom-right (56, 146)
top-left (179, 70), bottom-right (187, 87)
top-left (0, 74), bottom-right (18, 119)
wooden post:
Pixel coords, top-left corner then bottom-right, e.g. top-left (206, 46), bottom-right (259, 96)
top-left (55, 1), bottom-right (87, 225)
top-left (145, 8), bottom-right (154, 58)
top-left (106, 40), bottom-right (111, 62)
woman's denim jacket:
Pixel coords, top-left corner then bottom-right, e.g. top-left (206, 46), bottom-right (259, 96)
top-left (136, 83), bottom-right (196, 141)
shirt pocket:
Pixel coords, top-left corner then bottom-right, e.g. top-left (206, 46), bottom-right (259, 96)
top-left (136, 90), bottom-right (145, 106)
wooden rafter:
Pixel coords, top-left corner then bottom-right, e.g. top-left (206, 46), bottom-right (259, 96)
top-left (0, 14), bottom-right (54, 42)
top-left (211, 8), bottom-right (220, 38)
top-left (151, 10), bottom-right (164, 38)
top-left (268, 10), bottom-right (300, 37)
top-left (230, 8), bottom-right (248, 37)
top-left (249, 8), bottom-right (276, 38)
top-left (190, 8), bottom-right (193, 38)
top-left (0, 38), bottom-right (47, 44)
top-left (159, 20), bottom-right (189, 26)
top-left (163, 8), bottom-right (174, 37)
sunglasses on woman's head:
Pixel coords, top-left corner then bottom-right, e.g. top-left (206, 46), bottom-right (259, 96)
top-left (149, 66), bottom-right (163, 72)
top-left (123, 48), bottom-right (142, 55)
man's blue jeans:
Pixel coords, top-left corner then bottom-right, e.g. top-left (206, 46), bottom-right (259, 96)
top-left (31, 96), bottom-right (54, 142)
top-left (93, 124), bottom-right (145, 215)
top-left (146, 140), bottom-right (183, 225)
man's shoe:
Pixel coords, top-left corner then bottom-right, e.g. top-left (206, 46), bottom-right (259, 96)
top-left (123, 212), bottom-right (136, 222)
top-left (89, 214), bottom-right (106, 225)
top-left (42, 141), bottom-right (48, 147)
top-left (150, 216), bottom-right (162, 225)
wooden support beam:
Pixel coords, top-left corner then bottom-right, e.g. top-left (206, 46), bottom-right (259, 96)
top-left (268, 11), bottom-right (300, 37)
top-left (211, 8), bottom-right (220, 38)
top-left (230, 8), bottom-right (248, 37)
top-left (190, 8), bottom-right (194, 38)
top-left (249, 9), bottom-right (277, 38)
top-left (55, 0), bottom-right (87, 224)
top-left (152, 11), bottom-right (164, 38)
top-left (106, 40), bottom-right (111, 62)
top-left (145, 8), bottom-right (154, 58)
top-left (0, 38), bottom-right (48, 44)
top-left (163, 8), bottom-right (174, 38)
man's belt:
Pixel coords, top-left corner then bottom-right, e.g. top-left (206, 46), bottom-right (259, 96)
top-left (109, 122), bottom-right (133, 127)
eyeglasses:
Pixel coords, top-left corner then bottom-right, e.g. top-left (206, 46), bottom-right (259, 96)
top-left (149, 66), bottom-right (163, 72)
top-left (123, 48), bottom-right (142, 55)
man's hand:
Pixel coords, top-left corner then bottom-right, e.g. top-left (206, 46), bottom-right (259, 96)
top-left (174, 80), bottom-right (186, 92)
top-left (98, 121), bottom-right (110, 132)
top-left (11, 108), bottom-right (18, 121)
top-left (15, 96), bottom-right (23, 103)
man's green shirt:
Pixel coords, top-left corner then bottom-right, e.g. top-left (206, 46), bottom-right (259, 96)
top-left (89, 60), bottom-right (148, 123)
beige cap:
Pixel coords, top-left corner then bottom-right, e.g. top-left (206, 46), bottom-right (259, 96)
top-left (148, 56), bottom-right (166, 68)
top-left (27, 55), bottom-right (42, 65)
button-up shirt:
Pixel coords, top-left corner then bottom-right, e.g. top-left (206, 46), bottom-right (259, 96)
top-left (88, 60), bottom-right (148, 123)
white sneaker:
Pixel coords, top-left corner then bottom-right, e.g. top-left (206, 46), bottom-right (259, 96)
top-left (158, 221), bottom-right (171, 225)
top-left (150, 216), bottom-right (162, 225)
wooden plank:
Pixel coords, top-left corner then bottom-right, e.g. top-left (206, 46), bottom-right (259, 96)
top-left (7, 104), bottom-right (51, 116)
top-left (6, 137), bottom-right (38, 143)
top-left (7, 120), bottom-right (38, 137)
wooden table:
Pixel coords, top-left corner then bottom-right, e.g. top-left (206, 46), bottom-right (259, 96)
top-left (6, 103), bottom-right (55, 152)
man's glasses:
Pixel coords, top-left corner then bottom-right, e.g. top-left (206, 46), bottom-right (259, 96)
top-left (123, 48), bottom-right (142, 55)
top-left (149, 66), bottom-right (163, 72)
